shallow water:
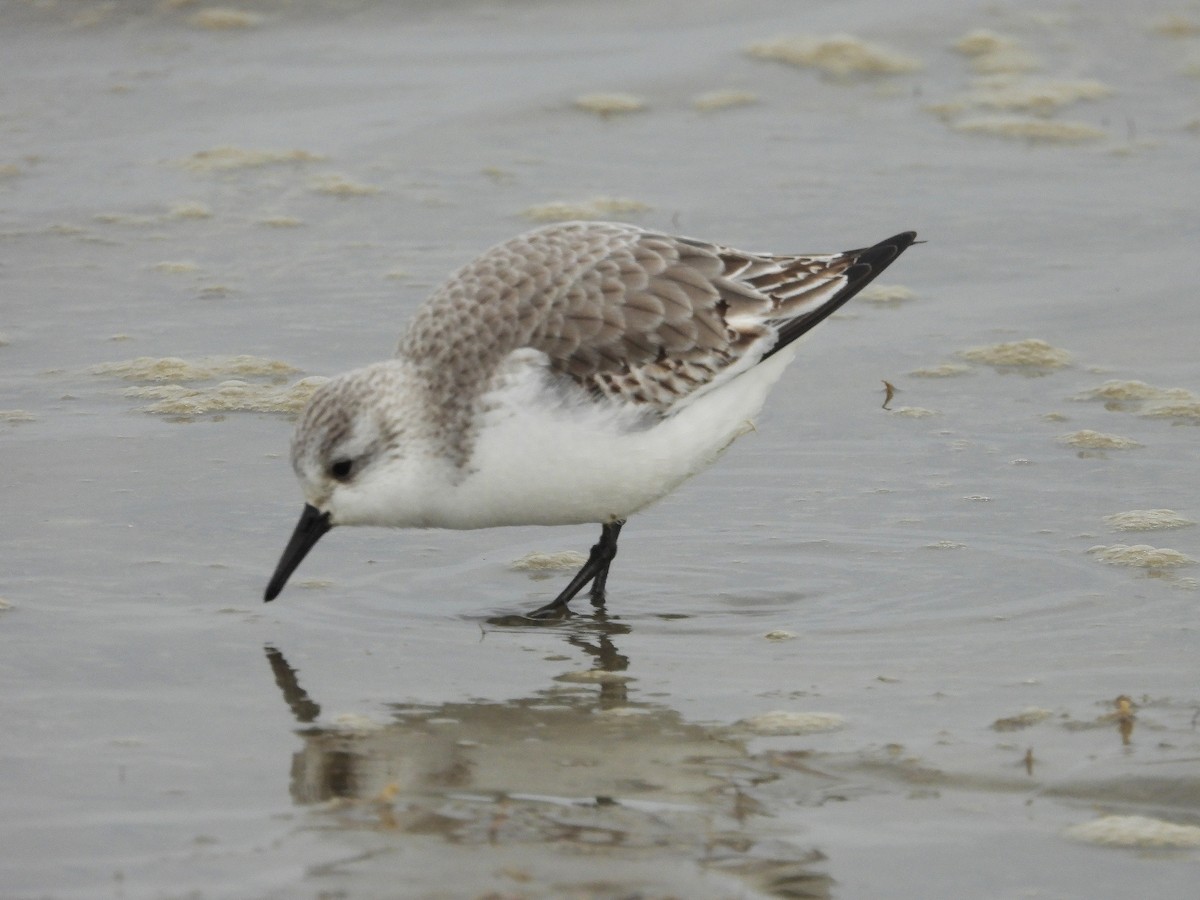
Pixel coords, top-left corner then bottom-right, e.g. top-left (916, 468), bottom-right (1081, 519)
top-left (3, 1), bottom-right (1199, 897)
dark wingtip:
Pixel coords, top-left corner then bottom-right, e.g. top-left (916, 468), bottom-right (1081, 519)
top-left (763, 229), bottom-right (920, 359)
top-left (838, 230), bottom-right (918, 286)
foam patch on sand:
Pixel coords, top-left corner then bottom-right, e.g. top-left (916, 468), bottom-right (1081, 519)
top-left (1057, 430), bottom-right (1142, 450)
top-left (95, 212), bottom-right (159, 226)
top-left (1140, 397), bottom-right (1200, 420)
top-left (692, 89), bottom-right (758, 112)
top-left (935, 32), bottom-right (1115, 144)
top-left (169, 201), bottom-right (213, 219)
top-left (960, 76), bottom-right (1113, 116)
top-left (1087, 544), bottom-right (1195, 568)
top-left (1064, 814), bottom-right (1200, 848)
top-left (149, 261), bottom-right (199, 274)
top-left (93, 356), bottom-right (298, 383)
top-left (94, 355), bottom-right (320, 418)
top-left (953, 116), bottom-right (1106, 142)
top-left (952, 29), bottom-right (1039, 74)
top-left (510, 551), bottom-right (589, 572)
top-left (125, 377), bottom-right (328, 417)
top-left (91, 202), bottom-right (213, 227)
top-left (1078, 380), bottom-right (1180, 402)
top-left (309, 173), bottom-right (380, 196)
top-left (1150, 15), bottom-right (1200, 38)
top-left (858, 283), bottom-right (916, 304)
top-left (188, 8), bottom-right (263, 30)
top-left (1104, 509), bottom-right (1196, 531)
top-left (991, 707), bottom-right (1053, 731)
top-left (175, 146), bottom-right (325, 172)
top-left (909, 364), bottom-right (972, 378)
top-left (959, 338), bottom-right (1072, 368)
top-left (745, 33), bottom-right (922, 77)
top-left (573, 93), bottom-right (648, 116)
top-left (521, 196), bottom-right (650, 221)
top-left (736, 711), bottom-right (846, 735)
top-left (1076, 380), bottom-right (1200, 421)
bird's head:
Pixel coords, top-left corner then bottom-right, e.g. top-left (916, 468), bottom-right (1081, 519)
top-left (263, 361), bottom-right (437, 602)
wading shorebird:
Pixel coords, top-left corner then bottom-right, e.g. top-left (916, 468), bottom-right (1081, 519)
top-left (265, 222), bottom-right (917, 617)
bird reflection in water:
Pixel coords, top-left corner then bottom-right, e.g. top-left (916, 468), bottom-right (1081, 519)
top-left (262, 629), bottom-right (832, 899)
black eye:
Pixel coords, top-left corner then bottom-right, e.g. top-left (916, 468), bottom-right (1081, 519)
top-left (330, 458), bottom-right (354, 481)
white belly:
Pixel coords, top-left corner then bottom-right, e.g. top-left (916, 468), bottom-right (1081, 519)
top-left (428, 348), bottom-right (797, 529)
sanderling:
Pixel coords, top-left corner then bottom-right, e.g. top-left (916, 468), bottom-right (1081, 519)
top-left (265, 221), bottom-right (917, 617)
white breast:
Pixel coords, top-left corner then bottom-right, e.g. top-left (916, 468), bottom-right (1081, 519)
top-left (425, 347), bottom-right (798, 529)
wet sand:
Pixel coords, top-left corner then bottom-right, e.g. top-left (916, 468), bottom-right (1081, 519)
top-left (2, 0), bottom-right (1199, 897)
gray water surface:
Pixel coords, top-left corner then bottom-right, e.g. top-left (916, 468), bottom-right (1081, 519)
top-left (3, 1), bottom-right (1199, 897)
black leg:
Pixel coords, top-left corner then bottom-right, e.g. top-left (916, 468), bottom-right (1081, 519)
top-left (587, 520), bottom-right (623, 605)
top-left (528, 520), bottom-right (624, 618)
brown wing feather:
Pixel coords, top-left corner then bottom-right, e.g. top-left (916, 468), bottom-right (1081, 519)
top-left (399, 223), bottom-right (917, 445)
top-left (552, 230), bottom-right (917, 413)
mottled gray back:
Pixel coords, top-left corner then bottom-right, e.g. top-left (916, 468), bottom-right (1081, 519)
top-left (402, 221), bottom-right (856, 420)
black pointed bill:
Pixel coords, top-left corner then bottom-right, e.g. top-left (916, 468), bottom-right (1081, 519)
top-left (264, 504), bottom-right (333, 602)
